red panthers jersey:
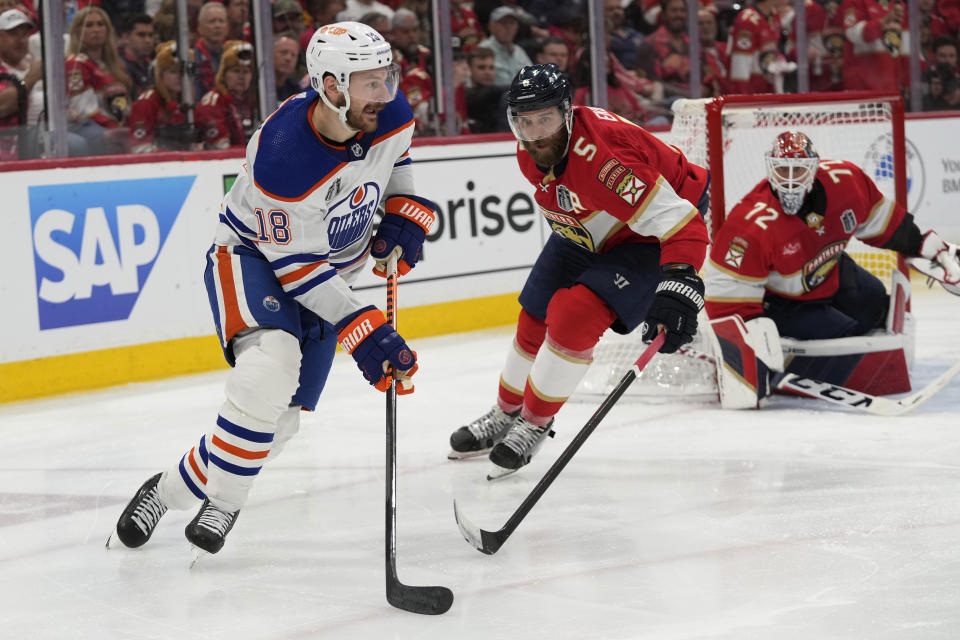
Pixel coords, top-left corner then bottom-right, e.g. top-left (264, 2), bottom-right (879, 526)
top-left (128, 89), bottom-right (186, 153)
top-left (704, 160), bottom-right (906, 321)
top-left (840, 0), bottom-right (909, 92)
top-left (195, 88), bottom-right (246, 149)
top-left (727, 6), bottom-right (781, 93)
top-left (517, 105), bottom-right (710, 269)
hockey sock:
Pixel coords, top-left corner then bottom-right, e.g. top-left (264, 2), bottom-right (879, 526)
top-left (497, 309), bottom-right (546, 413)
top-left (522, 286), bottom-right (617, 425)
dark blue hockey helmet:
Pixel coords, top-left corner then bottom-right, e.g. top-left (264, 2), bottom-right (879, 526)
top-left (506, 64), bottom-right (573, 142)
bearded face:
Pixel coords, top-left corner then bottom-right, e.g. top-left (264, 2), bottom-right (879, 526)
top-left (521, 126), bottom-right (569, 168)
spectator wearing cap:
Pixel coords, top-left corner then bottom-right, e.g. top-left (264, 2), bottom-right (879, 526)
top-left (0, 7), bottom-right (42, 159)
top-left (65, 6), bottom-right (133, 156)
top-left (274, 35), bottom-right (301, 102)
top-left (273, 0), bottom-right (305, 41)
top-left (478, 5), bottom-right (532, 87)
top-left (128, 41), bottom-right (196, 153)
top-left (226, 0), bottom-right (251, 42)
top-left (118, 13), bottom-right (156, 99)
top-left (337, 0), bottom-right (394, 23)
top-left (195, 40), bottom-right (255, 149)
top-left (194, 1), bottom-right (228, 99)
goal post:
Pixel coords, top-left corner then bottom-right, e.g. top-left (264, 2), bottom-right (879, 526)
top-left (573, 92), bottom-right (911, 402)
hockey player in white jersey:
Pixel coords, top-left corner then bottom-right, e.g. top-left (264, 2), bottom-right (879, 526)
top-left (107, 22), bottom-right (437, 561)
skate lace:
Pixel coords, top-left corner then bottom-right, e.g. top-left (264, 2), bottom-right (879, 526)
top-left (197, 505), bottom-right (235, 536)
top-left (501, 420), bottom-right (548, 456)
top-left (467, 407), bottom-right (513, 440)
top-left (131, 488), bottom-right (166, 536)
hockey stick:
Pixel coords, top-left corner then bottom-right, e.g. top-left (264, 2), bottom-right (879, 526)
top-left (775, 361), bottom-right (960, 416)
top-left (454, 329), bottom-right (666, 555)
top-left (384, 255), bottom-right (454, 614)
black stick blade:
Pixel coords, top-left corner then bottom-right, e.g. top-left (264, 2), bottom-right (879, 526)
top-left (453, 500), bottom-right (502, 555)
top-left (386, 583), bottom-right (454, 615)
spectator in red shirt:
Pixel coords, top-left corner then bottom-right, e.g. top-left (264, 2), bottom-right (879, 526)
top-left (66, 5), bottom-right (132, 155)
top-left (195, 39), bottom-right (254, 149)
top-left (225, 0), bottom-right (250, 41)
top-left (128, 40), bottom-right (196, 153)
top-left (194, 1), bottom-right (228, 99)
top-left (637, 0), bottom-right (691, 98)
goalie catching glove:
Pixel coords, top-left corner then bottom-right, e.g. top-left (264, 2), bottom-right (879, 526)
top-left (641, 263), bottom-right (705, 354)
top-left (909, 230), bottom-right (960, 295)
top-left (371, 195), bottom-right (437, 277)
top-left (335, 306), bottom-right (418, 394)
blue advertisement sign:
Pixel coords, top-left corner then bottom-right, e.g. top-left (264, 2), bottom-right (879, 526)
top-left (29, 176), bottom-right (196, 330)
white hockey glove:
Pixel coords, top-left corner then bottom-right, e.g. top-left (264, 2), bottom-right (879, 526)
top-left (909, 230), bottom-right (960, 295)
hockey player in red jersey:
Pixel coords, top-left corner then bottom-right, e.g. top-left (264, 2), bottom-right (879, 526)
top-left (448, 64), bottom-right (710, 478)
top-left (704, 132), bottom-right (960, 404)
top-left (109, 23), bottom-right (434, 561)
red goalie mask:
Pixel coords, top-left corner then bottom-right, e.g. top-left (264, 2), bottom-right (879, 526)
top-left (765, 131), bottom-right (819, 214)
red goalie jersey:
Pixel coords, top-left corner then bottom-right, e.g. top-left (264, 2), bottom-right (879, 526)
top-left (704, 160), bottom-right (906, 320)
top-left (516, 105), bottom-right (710, 269)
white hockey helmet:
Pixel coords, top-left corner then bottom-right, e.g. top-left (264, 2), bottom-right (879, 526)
top-left (305, 22), bottom-right (400, 129)
top-left (765, 131), bottom-right (820, 215)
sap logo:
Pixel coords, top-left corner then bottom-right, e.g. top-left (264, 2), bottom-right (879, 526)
top-left (326, 182), bottom-right (380, 251)
top-left (30, 176), bottom-right (196, 330)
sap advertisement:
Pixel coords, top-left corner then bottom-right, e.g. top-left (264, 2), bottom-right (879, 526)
top-left (2, 117), bottom-right (959, 366)
top-left (1, 139), bottom-right (544, 364)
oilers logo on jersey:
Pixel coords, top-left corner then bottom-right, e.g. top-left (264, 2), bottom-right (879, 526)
top-left (326, 182), bottom-right (381, 252)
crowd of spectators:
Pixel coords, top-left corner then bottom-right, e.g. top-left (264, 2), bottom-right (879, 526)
top-left (1, 0), bottom-right (960, 161)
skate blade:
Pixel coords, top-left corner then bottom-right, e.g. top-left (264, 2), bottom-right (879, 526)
top-left (486, 464), bottom-right (520, 481)
top-left (447, 448), bottom-right (492, 461)
top-left (189, 546), bottom-right (208, 569)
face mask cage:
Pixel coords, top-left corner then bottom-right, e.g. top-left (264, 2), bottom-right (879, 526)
top-left (507, 104), bottom-right (571, 142)
top-left (765, 155), bottom-right (819, 214)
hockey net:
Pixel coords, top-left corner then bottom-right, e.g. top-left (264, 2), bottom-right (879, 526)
top-left (573, 93), bottom-right (909, 402)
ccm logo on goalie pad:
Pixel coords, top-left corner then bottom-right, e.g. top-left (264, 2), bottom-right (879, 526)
top-left (338, 310), bottom-right (386, 354)
top-left (780, 375), bottom-right (874, 407)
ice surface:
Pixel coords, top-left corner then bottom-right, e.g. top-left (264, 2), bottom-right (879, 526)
top-left (1, 288), bottom-right (959, 639)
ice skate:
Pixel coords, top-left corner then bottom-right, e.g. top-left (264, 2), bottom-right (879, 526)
top-left (106, 473), bottom-right (168, 549)
top-left (185, 499), bottom-right (239, 567)
top-left (448, 406), bottom-right (519, 460)
top-left (487, 417), bottom-right (555, 480)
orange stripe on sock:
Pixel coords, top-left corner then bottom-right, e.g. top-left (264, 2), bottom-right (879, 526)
top-left (212, 434), bottom-right (270, 460)
top-left (188, 447), bottom-right (208, 485)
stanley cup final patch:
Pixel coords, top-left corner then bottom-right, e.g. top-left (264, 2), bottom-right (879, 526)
top-left (840, 208), bottom-right (857, 234)
top-left (557, 185), bottom-right (574, 212)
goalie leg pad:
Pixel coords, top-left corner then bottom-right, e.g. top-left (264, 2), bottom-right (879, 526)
top-left (498, 310), bottom-right (545, 412)
top-left (709, 315), bottom-right (773, 409)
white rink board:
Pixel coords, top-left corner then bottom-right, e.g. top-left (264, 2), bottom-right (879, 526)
top-left (1, 116), bottom-right (959, 365)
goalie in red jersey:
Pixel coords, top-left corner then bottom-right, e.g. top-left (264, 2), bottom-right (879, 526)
top-left (448, 64), bottom-right (711, 478)
top-left (704, 131), bottom-right (960, 408)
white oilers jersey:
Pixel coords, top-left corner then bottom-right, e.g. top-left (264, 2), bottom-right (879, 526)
top-left (217, 89), bottom-right (415, 325)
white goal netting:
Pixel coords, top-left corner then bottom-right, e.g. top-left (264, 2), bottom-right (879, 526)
top-left (573, 94), bottom-right (907, 403)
